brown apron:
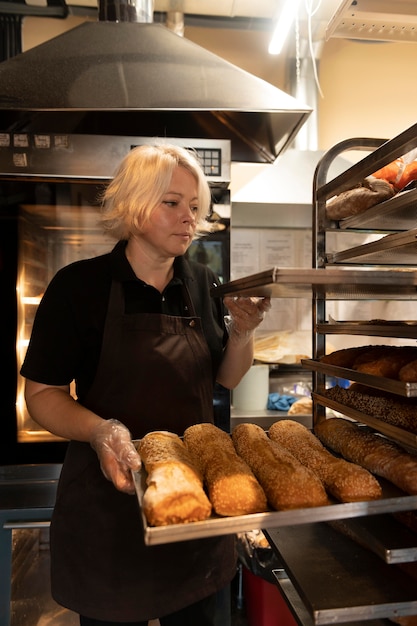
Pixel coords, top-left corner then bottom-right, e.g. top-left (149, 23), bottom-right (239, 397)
top-left (50, 279), bottom-right (237, 622)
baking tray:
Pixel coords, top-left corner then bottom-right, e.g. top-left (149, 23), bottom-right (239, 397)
top-left (326, 228), bottom-right (417, 265)
top-left (132, 466), bottom-right (417, 546)
top-left (312, 392), bottom-right (417, 451)
top-left (266, 523), bottom-right (417, 625)
top-left (302, 358), bottom-right (417, 397)
top-left (339, 188), bottom-right (417, 232)
top-left (316, 320), bottom-right (417, 339)
top-left (210, 267), bottom-right (417, 300)
top-left (328, 515), bottom-right (417, 564)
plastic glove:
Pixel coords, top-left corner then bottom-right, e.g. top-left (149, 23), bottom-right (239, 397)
top-left (90, 419), bottom-right (141, 495)
top-left (224, 296), bottom-right (271, 345)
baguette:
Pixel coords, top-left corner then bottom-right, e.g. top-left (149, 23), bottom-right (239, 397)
top-left (325, 384), bottom-right (417, 435)
top-left (315, 418), bottom-right (417, 495)
top-left (232, 423), bottom-right (328, 510)
top-left (269, 420), bottom-right (381, 502)
top-left (183, 423), bottom-right (268, 516)
top-left (138, 431), bottom-right (212, 526)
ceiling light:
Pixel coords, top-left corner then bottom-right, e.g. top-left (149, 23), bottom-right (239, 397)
top-left (268, 0), bottom-right (302, 55)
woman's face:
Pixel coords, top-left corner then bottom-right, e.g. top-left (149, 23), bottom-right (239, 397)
top-left (139, 165), bottom-right (200, 259)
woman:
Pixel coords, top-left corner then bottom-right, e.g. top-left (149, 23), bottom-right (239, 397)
top-left (21, 143), bottom-right (270, 626)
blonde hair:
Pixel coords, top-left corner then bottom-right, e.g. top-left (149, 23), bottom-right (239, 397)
top-left (101, 143), bottom-right (212, 240)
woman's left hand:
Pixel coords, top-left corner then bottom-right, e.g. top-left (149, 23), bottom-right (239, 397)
top-left (224, 296), bottom-right (271, 344)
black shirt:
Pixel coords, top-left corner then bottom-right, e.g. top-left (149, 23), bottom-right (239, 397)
top-left (21, 240), bottom-right (227, 402)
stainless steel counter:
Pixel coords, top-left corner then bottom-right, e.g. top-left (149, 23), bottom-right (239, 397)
top-left (0, 464), bottom-right (61, 626)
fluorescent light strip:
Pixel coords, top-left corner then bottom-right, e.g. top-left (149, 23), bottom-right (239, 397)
top-left (268, 0), bottom-right (302, 55)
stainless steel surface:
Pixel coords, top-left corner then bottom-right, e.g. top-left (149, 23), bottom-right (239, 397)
top-left (266, 523), bottom-right (417, 625)
top-left (339, 188), bottom-right (417, 232)
top-left (304, 359), bottom-right (417, 397)
top-left (0, 465), bottom-right (61, 511)
top-left (0, 20), bottom-right (311, 164)
top-left (329, 515), bottom-right (417, 565)
top-left (316, 321), bottom-right (417, 339)
top-left (273, 572), bottom-right (392, 626)
top-left (313, 392), bottom-right (417, 452)
top-left (231, 411), bottom-right (312, 431)
top-left (0, 134), bottom-right (231, 182)
top-left (326, 229), bottom-right (417, 266)
top-left (210, 267), bottom-right (417, 300)
top-left (132, 468), bottom-right (417, 546)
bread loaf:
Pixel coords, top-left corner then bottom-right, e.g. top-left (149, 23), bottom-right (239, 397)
top-left (325, 384), bottom-right (417, 435)
top-left (183, 423), bottom-right (268, 516)
top-left (232, 423), bottom-right (329, 510)
top-left (325, 177), bottom-right (395, 220)
top-left (399, 359), bottom-right (417, 382)
top-left (315, 418), bottom-right (417, 495)
top-left (138, 431), bottom-right (212, 526)
top-left (269, 420), bottom-right (381, 502)
top-left (319, 345), bottom-right (417, 381)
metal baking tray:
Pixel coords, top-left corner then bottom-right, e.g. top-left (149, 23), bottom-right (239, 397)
top-left (328, 515), bottom-right (417, 564)
top-left (326, 228), bottom-right (417, 265)
top-left (272, 570), bottom-right (392, 626)
top-left (302, 358), bottom-right (417, 397)
top-left (316, 320), bottom-right (417, 339)
top-left (312, 392), bottom-right (417, 451)
top-left (266, 523), bottom-right (417, 625)
top-left (210, 267), bottom-right (417, 300)
top-left (132, 466), bottom-right (417, 546)
top-left (339, 188), bottom-right (417, 232)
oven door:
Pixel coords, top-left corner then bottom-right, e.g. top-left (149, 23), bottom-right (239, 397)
top-left (0, 177), bottom-right (112, 463)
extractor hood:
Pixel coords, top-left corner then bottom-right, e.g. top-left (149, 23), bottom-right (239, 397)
top-left (0, 16), bottom-right (311, 163)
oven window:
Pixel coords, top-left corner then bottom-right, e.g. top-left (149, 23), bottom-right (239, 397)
top-left (16, 181), bottom-right (113, 442)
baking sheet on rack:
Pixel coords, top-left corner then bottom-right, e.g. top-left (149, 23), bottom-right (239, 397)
top-left (313, 392), bottom-right (417, 450)
top-left (301, 358), bottom-right (417, 397)
top-left (131, 467), bottom-right (417, 546)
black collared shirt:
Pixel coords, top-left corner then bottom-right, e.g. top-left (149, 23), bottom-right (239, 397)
top-left (21, 240), bottom-right (226, 401)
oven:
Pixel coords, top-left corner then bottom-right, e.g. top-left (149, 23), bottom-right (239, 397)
top-left (0, 133), bottom-right (231, 464)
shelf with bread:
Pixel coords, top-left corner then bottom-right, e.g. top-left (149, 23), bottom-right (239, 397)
top-left (338, 186), bottom-right (417, 232)
top-left (279, 123), bottom-right (417, 626)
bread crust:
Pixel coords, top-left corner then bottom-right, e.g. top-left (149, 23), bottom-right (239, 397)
top-left (232, 423), bottom-right (329, 510)
top-left (320, 345), bottom-right (417, 381)
top-left (315, 418), bottom-right (417, 495)
top-left (138, 431), bottom-right (212, 526)
top-left (269, 420), bottom-right (381, 502)
top-left (325, 177), bottom-right (395, 220)
top-left (183, 423), bottom-right (268, 517)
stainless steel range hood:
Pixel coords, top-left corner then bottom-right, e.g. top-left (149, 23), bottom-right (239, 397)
top-left (0, 13), bottom-right (311, 163)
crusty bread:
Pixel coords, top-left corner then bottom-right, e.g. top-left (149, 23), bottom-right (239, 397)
top-left (325, 177), bottom-right (395, 220)
top-left (138, 431), bottom-right (212, 526)
top-left (315, 418), bottom-right (417, 495)
top-left (319, 345), bottom-right (417, 381)
top-left (325, 384), bottom-right (417, 435)
top-left (232, 423), bottom-right (329, 510)
top-left (399, 359), bottom-right (417, 382)
top-left (269, 420), bottom-right (381, 503)
top-left (183, 423), bottom-right (268, 517)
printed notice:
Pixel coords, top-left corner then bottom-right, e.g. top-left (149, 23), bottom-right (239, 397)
top-left (230, 229), bottom-right (260, 279)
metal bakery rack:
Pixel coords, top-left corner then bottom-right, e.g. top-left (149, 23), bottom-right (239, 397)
top-left (210, 121), bottom-right (417, 626)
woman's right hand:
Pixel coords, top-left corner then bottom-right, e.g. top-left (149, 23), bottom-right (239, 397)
top-left (90, 419), bottom-right (142, 494)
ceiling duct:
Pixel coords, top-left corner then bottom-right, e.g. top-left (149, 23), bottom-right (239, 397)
top-left (0, 0), bottom-right (311, 163)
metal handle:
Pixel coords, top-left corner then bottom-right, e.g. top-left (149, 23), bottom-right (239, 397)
top-left (3, 520), bottom-right (51, 530)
